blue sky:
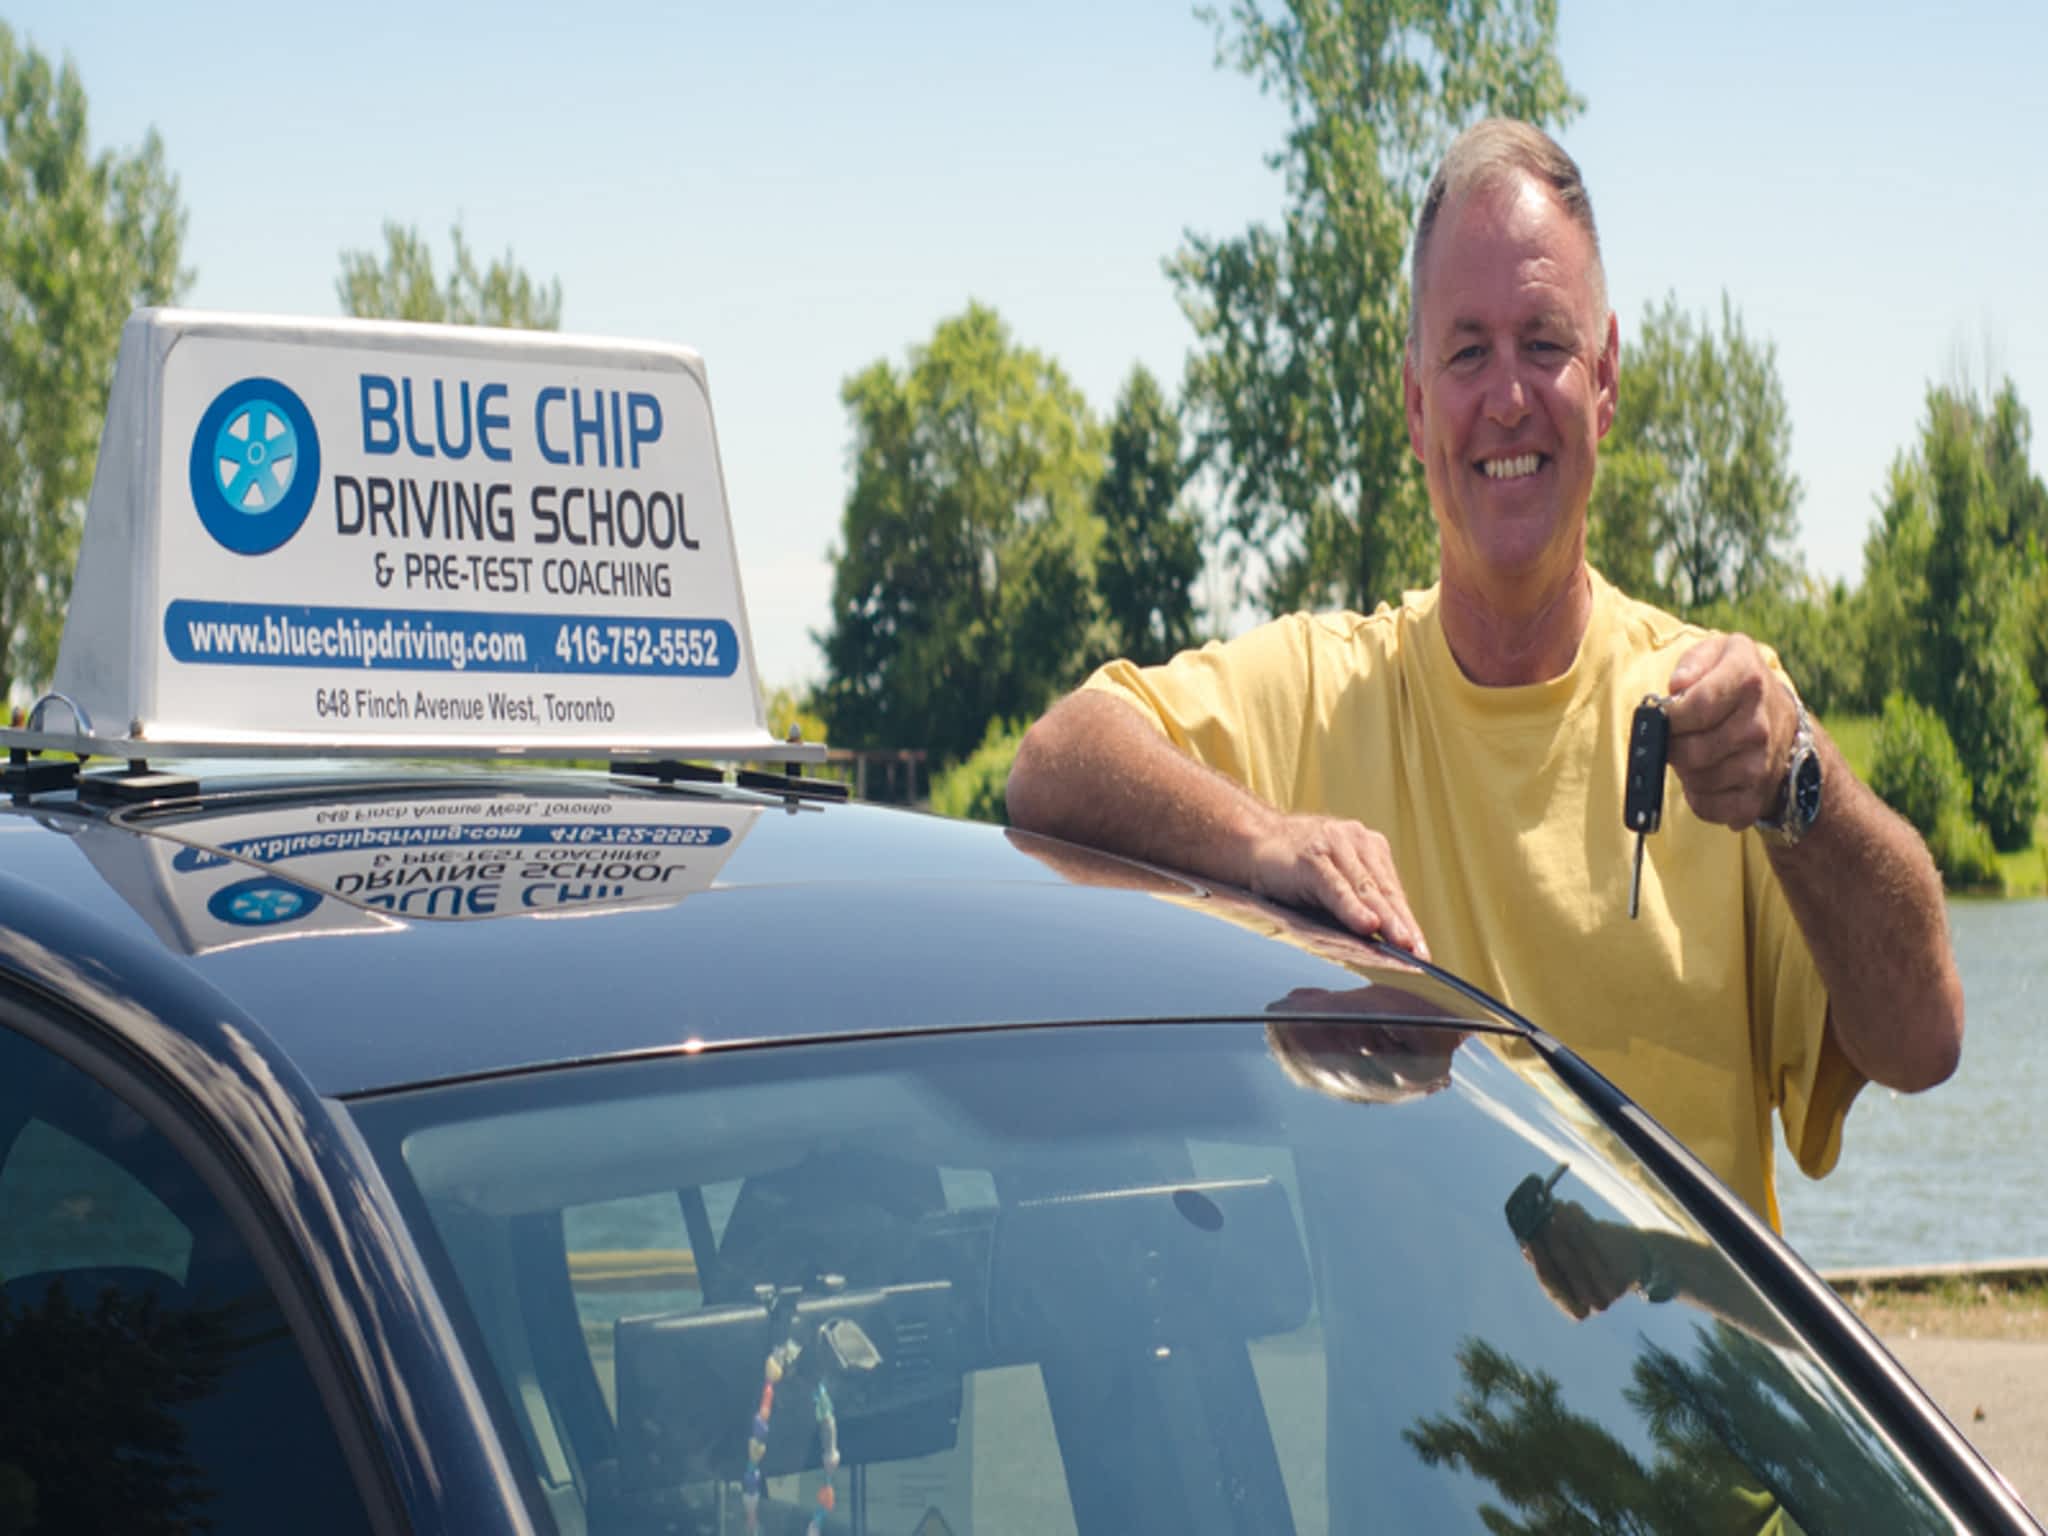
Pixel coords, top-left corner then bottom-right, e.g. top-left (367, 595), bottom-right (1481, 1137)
top-left (12, 0), bottom-right (2046, 689)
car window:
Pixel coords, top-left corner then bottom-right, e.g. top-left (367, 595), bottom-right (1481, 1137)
top-left (0, 1014), bottom-right (375, 1534)
top-left (354, 1023), bottom-right (1967, 1536)
top-left (0, 1117), bottom-right (193, 1282)
top-left (568, 1191), bottom-right (704, 1414)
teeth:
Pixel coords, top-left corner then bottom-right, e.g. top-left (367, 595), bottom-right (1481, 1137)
top-left (1483, 454), bottom-right (1540, 480)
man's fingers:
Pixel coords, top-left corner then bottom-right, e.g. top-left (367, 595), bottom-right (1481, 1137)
top-left (1523, 1237), bottom-right (1591, 1320)
top-left (1662, 633), bottom-right (1789, 828)
top-left (1665, 632), bottom-right (1727, 698)
top-left (1673, 744), bottom-right (1778, 824)
top-left (1253, 814), bottom-right (1433, 961)
top-left (1325, 866), bottom-right (1423, 958)
top-left (1341, 831), bottom-right (1430, 960)
top-left (1303, 827), bottom-right (1404, 951)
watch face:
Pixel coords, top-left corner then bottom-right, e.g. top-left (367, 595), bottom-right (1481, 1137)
top-left (1793, 751), bottom-right (1823, 825)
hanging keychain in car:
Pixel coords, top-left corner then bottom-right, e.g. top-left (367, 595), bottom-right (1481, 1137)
top-left (1624, 695), bottom-right (1672, 919)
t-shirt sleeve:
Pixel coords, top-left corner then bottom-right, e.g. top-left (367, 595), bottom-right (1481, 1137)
top-left (1080, 616), bottom-right (1319, 808)
top-left (1747, 831), bottom-right (1864, 1179)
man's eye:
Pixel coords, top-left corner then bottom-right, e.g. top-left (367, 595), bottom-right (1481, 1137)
top-left (1450, 345), bottom-right (1484, 365)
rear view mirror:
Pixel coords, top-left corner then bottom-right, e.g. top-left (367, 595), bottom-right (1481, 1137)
top-left (609, 1172), bottom-right (1310, 1508)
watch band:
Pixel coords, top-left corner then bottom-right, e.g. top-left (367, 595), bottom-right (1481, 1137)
top-left (1755, 692), bottom-right (1820, 845)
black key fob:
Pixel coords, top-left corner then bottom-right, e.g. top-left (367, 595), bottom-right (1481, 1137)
top-left (1624, 697), bottom-right (1670, 834)
top-left (1506, 1164), bottom-right (1568, 1242)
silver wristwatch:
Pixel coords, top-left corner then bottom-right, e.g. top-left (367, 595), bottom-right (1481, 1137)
top-left (1755, 696), bottom-right (1822, 847)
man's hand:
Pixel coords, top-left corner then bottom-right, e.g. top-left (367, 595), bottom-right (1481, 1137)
top-left (1247, 813), bottom-right (1431, 961)
top-left (1664, 632), bottom-right (1798, 828)
top-left (1661, 630), bottom-right (1963, 1093)
top-left (1519, 1200), bottom-right (1644, 1321)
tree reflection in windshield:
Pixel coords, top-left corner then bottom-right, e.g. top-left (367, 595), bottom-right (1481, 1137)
top-left (1407, 1321), bottom-right (1949, 1535)
top-left (0, 1280), bottom-right (252, 1535)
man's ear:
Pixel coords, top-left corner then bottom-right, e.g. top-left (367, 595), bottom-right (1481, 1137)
top-left (1595, 310), bottom-right (1619, 441)
top-left (1404, 347), bottom-right (1426, 460)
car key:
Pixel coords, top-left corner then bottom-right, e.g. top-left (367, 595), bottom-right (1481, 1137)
top-left (1624, 695), bottom-right (1670, 919)
top-left (1506, 1162), bottom-right (1569, 1242)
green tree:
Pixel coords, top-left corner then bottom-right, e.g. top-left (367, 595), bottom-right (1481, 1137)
top-left (2020, 546), bottom-right (2048, 715)
top-left (1171, 0), bottom-right (1579, 616)
top-left (1094, 365), bottom-right (1202, 664)
top-left (1586, 443), bottom-right (1669, 605)
top-left (336, 221), bottom-right (561, 329)
top-left (0, 24), bottom-right (187, 702)
top-left (1918, 386), bottom-right (2045, 851)
top-left (1854, 452), bottom-right (1935, 712)
top-left (1983, 379), bottom-right (2048, 554)
top-left (816, 304), bottom-right (1108, 767)
top-left (1599, 294), bottom-right (1802, 613)
top-left (1979, 381), bottom-right (2048, 714)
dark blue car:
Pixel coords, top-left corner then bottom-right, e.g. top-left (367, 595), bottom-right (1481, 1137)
top-left (0, 753), bottom-right (2036, 1534)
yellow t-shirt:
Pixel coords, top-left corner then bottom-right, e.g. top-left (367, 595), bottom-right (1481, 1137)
top-left (1084, 571), bottom-right (1861, 1228)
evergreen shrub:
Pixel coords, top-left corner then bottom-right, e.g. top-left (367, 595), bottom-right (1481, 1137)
top-left (930, 718), bottom-right (1028, 826)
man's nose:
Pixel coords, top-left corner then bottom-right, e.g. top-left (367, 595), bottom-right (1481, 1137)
top-left (1484, 360), bottom-right (1530, 428)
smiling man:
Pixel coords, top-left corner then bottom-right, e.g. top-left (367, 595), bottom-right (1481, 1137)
top-left (1007, 119), bottom-right (1962, 1228)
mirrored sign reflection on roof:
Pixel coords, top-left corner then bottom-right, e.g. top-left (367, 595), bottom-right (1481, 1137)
top-left (130, 792), bottom-right (761, 944)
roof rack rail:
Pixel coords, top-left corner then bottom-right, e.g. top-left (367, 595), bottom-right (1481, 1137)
top-left (4, 693), bottom-right (90, 800)
top-left (3, 746), bottom-right (81, 800)
top-left (77, 763), bottom-right (201, 808)
top-left (609, 757), bottom-right (850, 804)
top-left (735, 765), bottom-right (849, 802)
top-left (609, 759), bottom-right (728, 788)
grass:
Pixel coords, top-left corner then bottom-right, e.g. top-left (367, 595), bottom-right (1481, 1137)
top-left (1842, 1276), bottom-right (2048, 1342)
top-left (1994, 839), bottom-right (2048, 900)
top-left (1823, 713), bottom-right (2047, 899)
top-left (1824, 714), bottom-right (1879, 782)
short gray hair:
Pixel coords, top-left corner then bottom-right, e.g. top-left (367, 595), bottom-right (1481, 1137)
top-left (1408, 119), bottom-right (1606, 355)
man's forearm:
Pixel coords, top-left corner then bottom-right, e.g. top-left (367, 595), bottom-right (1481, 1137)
top-left (1768, 726), bottom-right (1964, 1092)
top-left (1010, 690), bottom-right (1431, 954)
top-left (1007, 690), bottom-right (1275, 886)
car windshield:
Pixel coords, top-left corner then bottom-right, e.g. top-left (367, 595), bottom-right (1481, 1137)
top-left (350, 1021), bottom-right (1963, 1535)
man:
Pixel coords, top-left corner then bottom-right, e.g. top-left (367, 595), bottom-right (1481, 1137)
top-left (1007, 119), bottom-right (1961, 1229)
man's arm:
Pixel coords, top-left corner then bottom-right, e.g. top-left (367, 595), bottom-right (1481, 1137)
top-left (1007, 689), bottom-right (1431, 959)
top-left (1664, 635), bottom-right (1963, 1093)
top-left (1519, 1199), bottom-right (1792, 1343)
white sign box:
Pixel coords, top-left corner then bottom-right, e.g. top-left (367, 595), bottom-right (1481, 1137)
top-left (54, 310), bottom-right (788, 757)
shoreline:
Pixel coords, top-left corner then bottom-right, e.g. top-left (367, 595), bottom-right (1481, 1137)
top-left (1825, 1257), bottom-right (2048, 1341)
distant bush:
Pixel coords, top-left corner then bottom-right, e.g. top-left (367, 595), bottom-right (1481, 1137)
top-left (930, 718), bottom-right (1029, 825)
top-left (1870, 693), bottom-right (2000, 887)
top-left (1930, 805), bottom-right (2002, 890)
top-left (1870, 693), bottom-right (1965, 834)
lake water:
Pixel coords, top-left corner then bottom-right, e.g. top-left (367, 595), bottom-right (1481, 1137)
top-left (1774, 898), bottom-right (2048, 1271)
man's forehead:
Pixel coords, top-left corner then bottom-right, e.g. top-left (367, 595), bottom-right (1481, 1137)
top-left (1416, 177), bottom-right (1603, 331)
top-left (1443, 302), bottom-right (1580, 336)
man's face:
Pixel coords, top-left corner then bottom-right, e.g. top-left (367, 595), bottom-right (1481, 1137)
top-left (1404, 175), bottom-right (1617, 600)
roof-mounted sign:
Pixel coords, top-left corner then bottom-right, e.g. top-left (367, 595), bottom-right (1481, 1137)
top-left (16, 309), bottom-right (813, 760)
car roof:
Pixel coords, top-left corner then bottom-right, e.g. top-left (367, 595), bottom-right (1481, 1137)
top-left (0, 766), bottom-right (1515, 1099)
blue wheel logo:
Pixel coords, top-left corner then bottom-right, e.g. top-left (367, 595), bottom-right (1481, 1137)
top-left (190, 377), bottom-right (322, 555)
top-left (207, 875), bottom-right (322, 928)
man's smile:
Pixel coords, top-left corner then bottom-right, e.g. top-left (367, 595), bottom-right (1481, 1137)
top-left (1479, 452), bottom-right (1545, 480)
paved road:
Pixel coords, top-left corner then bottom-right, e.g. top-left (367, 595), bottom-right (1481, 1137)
top-left (1881, 1334), bottom-right (2048, 1519)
